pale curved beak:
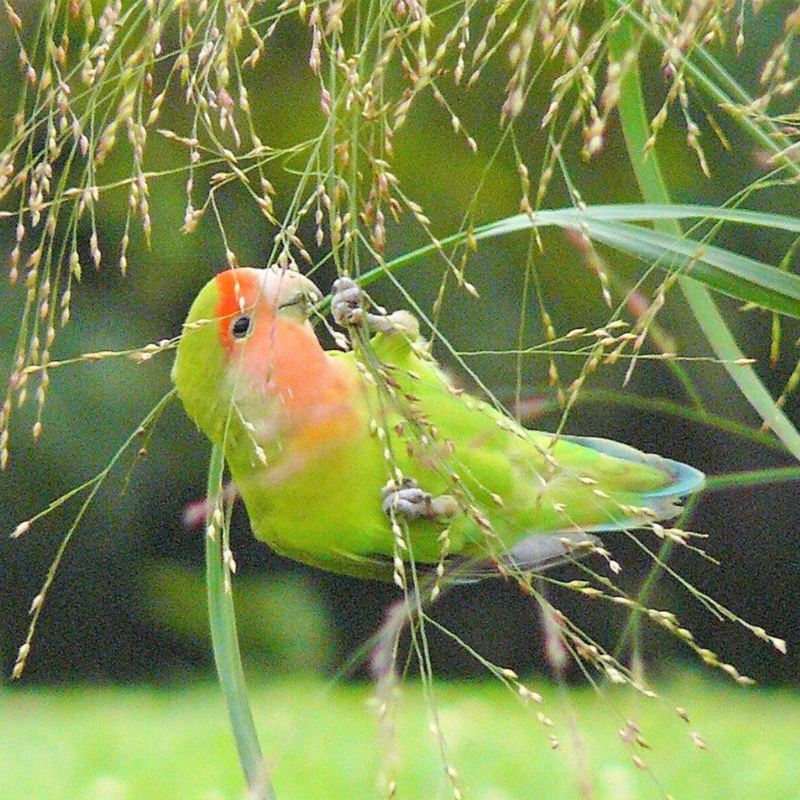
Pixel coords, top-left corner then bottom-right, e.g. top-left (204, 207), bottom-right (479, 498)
top-left (260, 266), bottom-right (322, 313)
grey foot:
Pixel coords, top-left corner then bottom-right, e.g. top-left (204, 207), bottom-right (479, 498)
top-left (381, 478), bottom-right (457, 522)
top-left (331, 277), bottom-right (408, 334)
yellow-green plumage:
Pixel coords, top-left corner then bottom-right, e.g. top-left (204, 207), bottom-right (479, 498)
top-left (172, 267), bottom-right (704, 580)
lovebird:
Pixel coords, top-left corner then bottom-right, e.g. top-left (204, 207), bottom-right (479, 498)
top-left (172, 266), bottom-right (704, 581)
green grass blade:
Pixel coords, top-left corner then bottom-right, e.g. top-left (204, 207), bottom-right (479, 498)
top-left (504, 204), bottom-right (800, 232)
top-left (476, 210), bottom-right (800, 317)
top-left (479, 203), bottom-right (800, 233)
top-left (205, 444), bottom-right (275, 800)
top-left (604, 4), bottom-right (800, 461)
top-left (359, 203), bottom-right (800, 320)
top-left (608, 0), bottom-right (800, 175)
top-left (575, 218), bottom-right (800, 316)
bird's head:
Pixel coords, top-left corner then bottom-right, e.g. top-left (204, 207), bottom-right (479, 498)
top-left (172, 266), bottom-right (323, 445)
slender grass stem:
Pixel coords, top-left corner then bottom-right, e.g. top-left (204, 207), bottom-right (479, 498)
top-left (205, 444), bottom-right (275, 800)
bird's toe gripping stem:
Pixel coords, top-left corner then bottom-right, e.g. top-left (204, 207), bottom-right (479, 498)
top-left (331, 277), bottom-right (418, 337)
top-left (381, 477), bottom-right (457, 522)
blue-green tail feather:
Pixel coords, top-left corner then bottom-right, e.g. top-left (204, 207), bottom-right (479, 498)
top-left (560, 434), bottom-right (705, 502)
top-left (494, 436), bottom-right (705, 577)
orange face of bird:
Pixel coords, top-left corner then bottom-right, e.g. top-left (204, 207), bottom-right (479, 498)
top-left (213, 267), bottom-right (321, 352)
top-left (205, 267), bottom-right (362, 461)
top-left (210, 268), bottom-right (329, 411)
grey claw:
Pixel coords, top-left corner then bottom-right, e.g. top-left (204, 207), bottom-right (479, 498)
top-left (382, 477), bottom-right (431, 520)
top-left (381, 478), bottom-right (457, 522)
top-left (331, 277), bottom-right (399, 332)
top-left (331, 277), bottom-right (364, 327)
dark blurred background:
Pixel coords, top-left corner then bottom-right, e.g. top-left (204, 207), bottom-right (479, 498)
top-left (1, 5), bottom-right (798, 687)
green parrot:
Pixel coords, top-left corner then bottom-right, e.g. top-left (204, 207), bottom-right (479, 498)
top-left (172, 266), bottom-right (704, 581)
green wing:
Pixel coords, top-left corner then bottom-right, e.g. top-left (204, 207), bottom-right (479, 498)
top-left (364, 323), bottom-right (704, 566)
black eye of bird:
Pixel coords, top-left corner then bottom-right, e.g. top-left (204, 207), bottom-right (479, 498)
top-left (231, 314), bottom-right (252, 339)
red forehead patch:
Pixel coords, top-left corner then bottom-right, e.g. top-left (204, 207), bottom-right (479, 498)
top-left (214, 269), bottom-right (262, 351)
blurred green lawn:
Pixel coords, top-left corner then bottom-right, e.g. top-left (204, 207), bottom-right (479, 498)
top-left (2, 672), bottom-right (798, 800)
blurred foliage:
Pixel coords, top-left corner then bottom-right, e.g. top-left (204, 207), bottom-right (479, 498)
top-left (140, 561), bottom-right (335, 673)
top-left (0, 0), bottom-right (799, 693)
